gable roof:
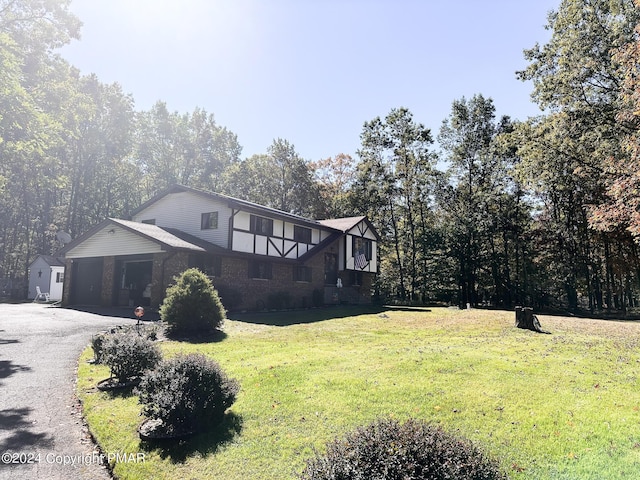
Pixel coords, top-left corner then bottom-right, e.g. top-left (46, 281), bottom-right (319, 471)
top-left (318, 216), bottom-right (381, 240)
top-left (58, 218), bottom-right (221, 255)
top-left (132, 184), bottom-right (381, 240)
top-left (130, 184), bottom-right (324, 229)
top-left (29, 255), bottom-right (65, 267)
top-left (58, 185), bottom-right (379, 259)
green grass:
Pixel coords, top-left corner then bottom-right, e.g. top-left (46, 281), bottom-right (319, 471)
top-left (76, 307), bottom-right (640, 479)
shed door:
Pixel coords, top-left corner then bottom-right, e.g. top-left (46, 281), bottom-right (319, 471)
top-left (71, 259), bottom-right (103, 305)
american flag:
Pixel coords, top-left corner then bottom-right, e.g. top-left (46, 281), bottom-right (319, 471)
top-left (355, 253), bottom-right (368, 270)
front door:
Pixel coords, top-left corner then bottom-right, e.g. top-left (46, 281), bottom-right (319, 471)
top-left (324, 253), bottom-right (338, 286)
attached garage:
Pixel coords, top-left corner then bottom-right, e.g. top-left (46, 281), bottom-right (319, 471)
top-left (114, 257), bottom-right (153, 307)
top-left (59, 218), bottom-right (217, 308)
top-left (70, 258), bottom-right (103, 305)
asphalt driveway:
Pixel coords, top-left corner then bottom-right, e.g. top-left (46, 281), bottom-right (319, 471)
top-left (0, 303), bottom-right (140, 480)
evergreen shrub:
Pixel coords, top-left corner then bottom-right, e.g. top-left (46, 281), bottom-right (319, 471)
top-left (101, 333), bottom-right (161, 382)
top-left (160, 268), bottom-right (226, 335)
top-left (137, 353), bottom-right (240, 436)
top-left (300, 418), bottom-right (508, 480)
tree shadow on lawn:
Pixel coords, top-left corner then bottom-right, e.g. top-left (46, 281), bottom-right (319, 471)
top-left (228, 305), bottom-right (431, 327)
top-left (524, 305), bottom-right (640, 323)
top-left (164, 328), bottom-right (228, 344)
top-left (139, 412), bottom-right (243, 463)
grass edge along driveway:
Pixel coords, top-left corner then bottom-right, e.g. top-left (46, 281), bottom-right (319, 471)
top-left (77, 307), bottom-right (640, 479)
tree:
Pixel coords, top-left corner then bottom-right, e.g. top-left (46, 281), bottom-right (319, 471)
top-left (220, 138), bottom-right (324, 217)
top-left (515, 0), bottom-right (640, 311)
top-left (354, 107), bottom-right (436, 301)
top-left (590, 0), bottom-right (640, 240)
top-left (0, 0), bottom-right (81, 285)
top-left (310, 153), bottom-right (357, 218)
top-left (439, 95), bottom-right (500, 307)
top-left (135, 102), bottom-right (241, 196)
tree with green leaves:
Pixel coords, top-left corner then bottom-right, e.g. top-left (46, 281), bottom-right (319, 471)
top-left (220, 138), bottom-right (323, 217)
top-left (0, 0), bottom-right (81, 285)
top-left (135, 102), bottom-right (241, 197)
top-left (310, 153), bottom-right (357, 218)
top-left (515, 0), bottom-right (640, 311)
top-left (354, 107), bottom-right (437, 301)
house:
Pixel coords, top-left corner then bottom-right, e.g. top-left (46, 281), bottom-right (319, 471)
top-left (28, 255), bottom-right (65, 302)
top-left (58, 185), bottom-right (380, 311)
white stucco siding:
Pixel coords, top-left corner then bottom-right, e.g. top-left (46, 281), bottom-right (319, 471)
top-left (346, 222), bottom-right (377, 241)
top-left (65, 225), bottom-right (164, 258)
top-left (230, 209), bottom-right (330, 259)
top-left (132, 191), bottom-right (231, 247)
top-left (273, 219), bottom-right (284, 238)
top-left (255, 235), bottom-right (267, 255)
top-left (234, 211), bottom-right (251, 230)
top-left (233, 231), bottom-right (254, 253)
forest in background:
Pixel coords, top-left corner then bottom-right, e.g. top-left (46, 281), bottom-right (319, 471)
top-left (2, 0), bottom-right (640, 313)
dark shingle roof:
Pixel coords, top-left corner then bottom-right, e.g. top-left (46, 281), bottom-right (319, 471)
top-left (110, 219), bottom-right (212, 252)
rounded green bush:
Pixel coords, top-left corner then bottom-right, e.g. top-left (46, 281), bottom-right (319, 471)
top-left (160, 268), bottom-right (226, 335)
top-left (101, 332), bottom-right (161, 382)
top-left (300, 418), bottom-right (508, 480)
top-left (137, 353), bottom-right (240, 436)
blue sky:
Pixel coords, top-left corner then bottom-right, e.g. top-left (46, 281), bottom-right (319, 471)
top-left (60, 0), bottom-right (558, 162)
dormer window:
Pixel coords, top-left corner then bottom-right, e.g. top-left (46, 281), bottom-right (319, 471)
top-left (250, 215), bottom-right (273, 236)
top-left (201, 212), bottom-right (219, 230)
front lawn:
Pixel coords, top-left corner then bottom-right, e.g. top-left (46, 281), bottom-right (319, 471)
top-left (77, 307), bottom-right (640, 479)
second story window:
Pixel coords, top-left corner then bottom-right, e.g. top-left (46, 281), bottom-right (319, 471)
top-left (353, 237), bottom-right (372, 261)
top-left (250, 215), bottom-right (273, 236)
top-left (294, 225), bottom-right (312, 243)
top-left (201, 211), bottom-right (219, 230)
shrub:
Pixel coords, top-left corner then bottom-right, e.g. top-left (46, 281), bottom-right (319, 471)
top-left (137, 353), bottom-right (240, 436)
top-left (160, 268), bottom-right (226, 335)
top-left (101, 333), bottom-right (161, 383)
top-left (300, 418), bottom-right (508, 480)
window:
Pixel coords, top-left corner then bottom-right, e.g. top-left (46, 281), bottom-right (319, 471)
top-left (249, 260), bottom-right (272, 279)
top-left (353, 237), bottom-right (372, 260)
top-left (294, 225), bottom-right (312, 244)
top-left (189, 255), bottom-right (222, 277)
top-left (201, 212), bottom-right (219, 230)
top-left (350, 270), bottom-right (363, 286)
top-left (250, 215), bottom-right (273, 236)
top-left (293, 266), bottom-right (312, 282)
top-left (352, 237), bottom-right (372, 270)
top-left (56, 272), bottom-right (64, 283)
top-left (141, 219), bottom-right (156, 225)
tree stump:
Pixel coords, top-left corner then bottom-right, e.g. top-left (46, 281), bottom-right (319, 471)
top-left (515, 306), bottom-right (551, 334)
